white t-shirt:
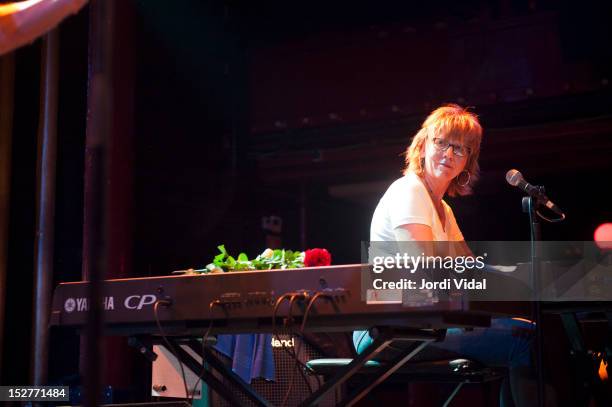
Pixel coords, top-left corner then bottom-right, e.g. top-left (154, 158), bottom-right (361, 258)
top-left (370, 172), bottom-right (464, 242)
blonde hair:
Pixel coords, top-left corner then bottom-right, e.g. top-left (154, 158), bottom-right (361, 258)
top-left (403, 104), bottom-right (482, 197)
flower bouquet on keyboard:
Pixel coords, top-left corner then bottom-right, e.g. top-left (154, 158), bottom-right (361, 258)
top-left (201, 245), bottom-right (331, 273)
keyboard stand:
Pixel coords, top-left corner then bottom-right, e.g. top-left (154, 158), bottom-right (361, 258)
top-left (299, 327), bottom-right (445, 407)
top-left (166, 337), bottom-right (273, 407)
top-left (146, 327), bottom-right (443, 407)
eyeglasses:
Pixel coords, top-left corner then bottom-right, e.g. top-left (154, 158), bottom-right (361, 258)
top-left (431, 137), bottom-right (471, 157)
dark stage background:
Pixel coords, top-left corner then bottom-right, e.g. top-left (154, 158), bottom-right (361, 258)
top-left (1, 0), bottom-right (611, 405)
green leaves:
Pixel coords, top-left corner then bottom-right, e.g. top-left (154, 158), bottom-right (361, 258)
top-left (213, 245), bottom-right (228, 265)
top-left (252, 248), bottom-right (304, 270)
top-left (203, 245), bottom-right (305, 273)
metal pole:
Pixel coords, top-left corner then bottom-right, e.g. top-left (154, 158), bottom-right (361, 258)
top-left (524, 196), bottom-right (545, 407)
top-left (82, 1), bottom-right (113, 405)
top-left (0, 52), bottom-right (16, 383)
top-left (31, 29), bottom-right (60, 387)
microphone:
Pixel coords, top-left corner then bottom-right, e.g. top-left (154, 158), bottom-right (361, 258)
top-left (505, 169), bottom-right (565, 216)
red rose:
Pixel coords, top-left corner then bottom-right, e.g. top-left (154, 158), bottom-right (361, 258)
top-left (304, 248), bottom-right (332, 267)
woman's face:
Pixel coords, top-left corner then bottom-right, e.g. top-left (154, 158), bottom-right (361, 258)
top-left (422, 131), bottom-right (469, 183)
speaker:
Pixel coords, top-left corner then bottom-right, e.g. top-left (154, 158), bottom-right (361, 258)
top-left (98, 403), bottom-right (190, 407)
top-left (210, 333), bottom-right (339, 407)
top-left (151, 344), bottom-right (203, 399)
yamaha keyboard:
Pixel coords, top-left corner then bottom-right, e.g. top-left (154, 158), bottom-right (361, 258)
top-left (50, 264), bottom-right (509, 335)
top-left (50, 264), bottom-right (612, 406)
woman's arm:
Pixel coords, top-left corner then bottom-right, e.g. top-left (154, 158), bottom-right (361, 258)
top-left (394, 224), bottom-right (474, 257)
top-left (393, 224), bottom-right (435, 256)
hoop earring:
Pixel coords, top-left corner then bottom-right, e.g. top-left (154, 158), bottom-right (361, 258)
top-left (456, 170), bottom-right (470, 187)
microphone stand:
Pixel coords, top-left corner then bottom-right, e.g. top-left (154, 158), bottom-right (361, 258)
top-left (522, 194), bottom-right (544, 407)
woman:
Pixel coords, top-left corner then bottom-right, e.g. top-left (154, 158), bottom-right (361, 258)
top-left (370, 104), bottom-right (478, 246)
top-left (356, 104), bottom-right (545, 407)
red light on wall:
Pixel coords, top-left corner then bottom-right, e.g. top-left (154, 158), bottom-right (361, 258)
top-left (594, 223), bottom-right (612, 249)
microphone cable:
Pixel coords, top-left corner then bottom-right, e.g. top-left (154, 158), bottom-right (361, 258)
top-left (281, 294), bottom-right (313, 407)
top-left (153, 299), bottom-right (190, 402)
top-left (282, 291), bottom-right (334, 406)
top-left (273, 292), bottom-right (316, 407)
top-left (189, 299), bottom-right (223, 406)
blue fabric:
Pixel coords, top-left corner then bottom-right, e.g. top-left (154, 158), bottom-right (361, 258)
top-left (214, 334), bottom-right (275, 383)
top-left (354, 318), bottom-right (534, 368)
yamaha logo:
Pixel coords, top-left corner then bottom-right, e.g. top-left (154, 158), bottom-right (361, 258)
top-left (63, 296), bottom-right (115, 312)
top-left (64, 298), bottom-right (76, 313)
